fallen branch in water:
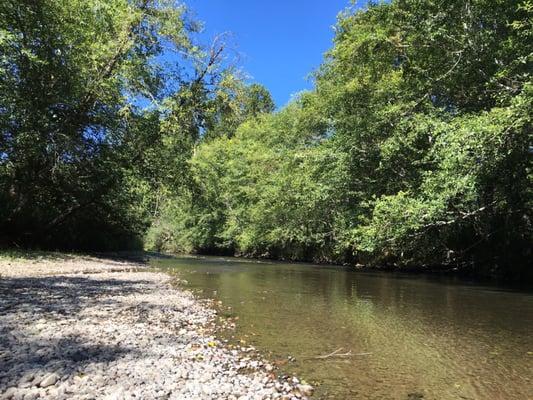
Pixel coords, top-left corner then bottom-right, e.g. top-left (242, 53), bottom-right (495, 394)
top-left (309, 347), bottom-right (372, 359)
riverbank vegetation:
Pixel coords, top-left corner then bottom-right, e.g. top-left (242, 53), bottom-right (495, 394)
top-left (1, 0), bottom-right (531, 279)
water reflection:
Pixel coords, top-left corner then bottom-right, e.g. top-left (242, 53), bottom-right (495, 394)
top-left (153, 256), bottom-right (533, 400)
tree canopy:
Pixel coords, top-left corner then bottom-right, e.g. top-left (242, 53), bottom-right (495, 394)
top-left (146, 0), bottom-right (532, 279)
top-left (0, 0), bottom-right (265, 249)
top-left (1, 0), bottom-right (531, 278)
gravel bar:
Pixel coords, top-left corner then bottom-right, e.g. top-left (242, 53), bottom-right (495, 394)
top-left (0, 255), bottom-right (313, 400)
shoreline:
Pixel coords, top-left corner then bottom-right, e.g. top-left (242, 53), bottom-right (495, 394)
top-left (159, 251), bottom-right (533, 289)
top-left (0, 253), bottom-right (313, 400)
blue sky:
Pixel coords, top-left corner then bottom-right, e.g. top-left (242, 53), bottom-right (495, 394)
top-left (186, 0), bottom-right (361, 108)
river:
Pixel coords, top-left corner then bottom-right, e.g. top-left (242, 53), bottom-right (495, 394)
top-left (152, 255), bottom-right (533, 400)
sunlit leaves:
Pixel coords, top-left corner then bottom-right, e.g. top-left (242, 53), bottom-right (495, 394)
top-left (150, 0), bottom-right (532, 278)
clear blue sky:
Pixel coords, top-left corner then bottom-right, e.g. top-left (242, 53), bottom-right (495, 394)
top-left (186, 0), bottom-right (361, 108)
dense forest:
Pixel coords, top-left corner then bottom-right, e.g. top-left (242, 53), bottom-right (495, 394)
top-left (1, 0), bottom-right (531, 279)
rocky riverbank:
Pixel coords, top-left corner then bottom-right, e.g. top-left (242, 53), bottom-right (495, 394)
top-left (0, 253), bottom-right (313, 400)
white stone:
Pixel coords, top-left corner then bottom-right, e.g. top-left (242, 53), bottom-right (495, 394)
top-left (39, 373), bottom-right (59, 388)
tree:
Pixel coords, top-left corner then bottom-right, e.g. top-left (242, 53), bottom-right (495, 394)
top-left (316, 0), bottom-right (533, 275)
top-left (150, 0), bottom-right (532, 279)
top-left (0, 0), bottom-right (227, 249)
top-left (202, 81), bottom-right (275, 140)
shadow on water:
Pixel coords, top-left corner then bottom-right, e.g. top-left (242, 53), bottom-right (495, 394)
top-left (154, 255), bottom-right (533, 400)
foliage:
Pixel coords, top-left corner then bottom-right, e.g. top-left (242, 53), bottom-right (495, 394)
top-left (1, 0), bottom-right (530, 278)
top-left (150, 0), bottom-right (532, 279)
top-left (0, 0), bottom-right (248, 249)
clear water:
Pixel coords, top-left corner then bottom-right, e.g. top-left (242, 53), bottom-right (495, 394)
top-left (152, 255), bottom-right (533, 400)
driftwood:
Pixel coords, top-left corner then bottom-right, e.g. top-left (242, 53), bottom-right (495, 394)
top-left (309, 347), bottom-right (372, 360)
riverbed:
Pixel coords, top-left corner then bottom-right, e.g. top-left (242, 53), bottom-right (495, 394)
top-left (0, 254), bottom-right (310, 399)
top-left (153, 255), bottom-right (533, 400)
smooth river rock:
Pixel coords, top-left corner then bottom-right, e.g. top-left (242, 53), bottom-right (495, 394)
top-left (39, 373), bottom-right (59, 388)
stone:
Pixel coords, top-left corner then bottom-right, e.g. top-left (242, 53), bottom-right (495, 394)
top-left (39, 373), bottom-right (59, 388)
top-left (105, 387), bottom-right (125, 400)
top-left (296, 384), bottom-right (314, 397)
top-left (2, 387), bottom-right (17, 399)
top-left (22, 390), bottom-right (39, 400)
top-left (0, 263), bottom-right (309, 400)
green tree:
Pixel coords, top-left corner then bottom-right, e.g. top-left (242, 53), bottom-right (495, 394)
top-left (152, 0), bottom-right (532, 279)
top-left (0, 0), bottom-right (227, 249)
top-left (317, 0), bottom-right (532, 275)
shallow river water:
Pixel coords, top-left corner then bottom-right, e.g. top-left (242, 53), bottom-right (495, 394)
top-left (153, 256), bottom-right (533, 400)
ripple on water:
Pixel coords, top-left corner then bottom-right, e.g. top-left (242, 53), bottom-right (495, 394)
top-left (154, 256), bottom-right (533, 400)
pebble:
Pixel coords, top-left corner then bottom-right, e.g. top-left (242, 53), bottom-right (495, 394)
top-left (296, 384), bottom-right (314, 397)
top-left (39, 373), bottom-right (59, 388)
top-left (0, 266), bottom-right (312, 400)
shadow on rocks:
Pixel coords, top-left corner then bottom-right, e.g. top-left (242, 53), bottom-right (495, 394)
top-left (0, 335), bottom-right (133, 389)
top-left (0, 275), bottom-right (149, 391)
top-left (0, 275), bottom-right (152, 316)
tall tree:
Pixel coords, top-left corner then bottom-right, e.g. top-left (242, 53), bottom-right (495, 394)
top-left (149, 0), bottom-right (532, 279)
top-left (0, 0), bottom-right (225, 249)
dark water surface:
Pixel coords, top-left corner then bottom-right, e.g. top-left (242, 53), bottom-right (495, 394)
top-left (152, 256), bottom-right (533, 400)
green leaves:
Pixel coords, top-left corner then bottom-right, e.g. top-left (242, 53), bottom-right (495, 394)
top-left (0, 0), bottom-right (204, 249)
top-left (2, 0), bottom-right (529, 277)
top-left (150, 0), bottom-right (532, 278)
